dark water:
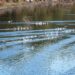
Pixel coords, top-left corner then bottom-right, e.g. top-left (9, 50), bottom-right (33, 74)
top-left (0, 8), bottom-right (75, 75)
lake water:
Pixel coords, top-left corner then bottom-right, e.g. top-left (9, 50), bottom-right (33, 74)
top-left (0, 8), bottom-right (75, 75)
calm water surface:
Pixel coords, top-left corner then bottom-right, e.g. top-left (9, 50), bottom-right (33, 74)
top-left (0, 9), bottom-right (75, 75)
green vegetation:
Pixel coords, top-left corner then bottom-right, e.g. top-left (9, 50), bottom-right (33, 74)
top-left (0, 4), bottom-right (75, 29)
top-left (20, 5), bottom-right (66, 21)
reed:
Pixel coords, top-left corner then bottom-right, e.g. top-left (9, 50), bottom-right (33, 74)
top-left (21, 4), bottom-right (65, 21)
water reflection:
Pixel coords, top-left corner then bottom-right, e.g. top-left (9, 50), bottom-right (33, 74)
top-left (0, 23), bottom-right (75, 75)
top-left (0, 7), bottom-right (75, 75)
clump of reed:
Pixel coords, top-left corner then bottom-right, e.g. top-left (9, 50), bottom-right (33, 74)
top-left (21, 3), bottom-right (65, 21)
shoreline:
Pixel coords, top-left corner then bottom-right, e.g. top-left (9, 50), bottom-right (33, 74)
top-left (0, 2), bottom-right (74, 21)
top-left (0, 2), bottom-right (49, 16)
top-left (0, 1), bottom-right (74, 14)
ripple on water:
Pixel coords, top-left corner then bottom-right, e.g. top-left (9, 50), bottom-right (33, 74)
top-left (0, 27), bottom-right (75, 75)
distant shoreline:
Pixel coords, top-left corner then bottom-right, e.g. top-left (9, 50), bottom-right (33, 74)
top-left (0, 2), bottom-right (50, 15)
top-left (0, 3), bottom-right (26, 15)
top-left (0, 1), bottom-right (74, 10)
top-left (0, 2), bottom-right (75, 21)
